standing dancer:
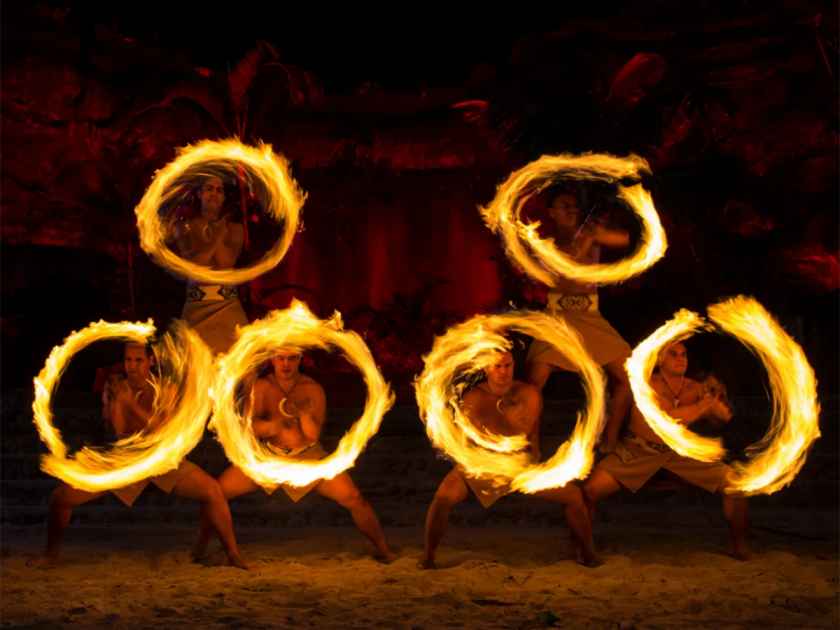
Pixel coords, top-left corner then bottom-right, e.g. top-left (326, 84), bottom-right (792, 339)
top-left (526, 190), bottom-right (633, 453)
top-left (174, 175), bottom-right (248, 354)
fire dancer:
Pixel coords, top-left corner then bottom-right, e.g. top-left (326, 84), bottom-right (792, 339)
top-left (583, 341), bottom-right (750, 559)
top-left (36, 342), bottom-right (247, 568)
top-left (526, 190), bottom-right (633, 453)
top-left (174, 174), bottom-right (248, 354)
top-left (194, 348), bottom-right (396, 563)
top-left (419, 350), bottom-right (599, 569)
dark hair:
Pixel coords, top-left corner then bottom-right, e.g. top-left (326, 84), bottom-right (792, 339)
top-left (547, 188), bottom-right (580, 208)
top-left (124, 340), bottom-right (155, 358)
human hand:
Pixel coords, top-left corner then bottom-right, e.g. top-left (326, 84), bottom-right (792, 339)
top-left (599, 442), bottom-right (616, 455)
top-left (711, 397), bottom-right (733, 423)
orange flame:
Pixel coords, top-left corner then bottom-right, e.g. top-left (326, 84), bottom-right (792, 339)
top-left (135, 138), bottom-right (306, 284)
top-left (209, 300), bottom-right (395, 489)
top-left (626, 297), bottom-right (821, 495)
top-left (33, 321), bottom-right (214, 491)
top-left (414, 311), bottom-right (606, 492)
top-left (479, 153), bottom-right (667, 286)
top-left (709, 297), bottom-right (821, 495)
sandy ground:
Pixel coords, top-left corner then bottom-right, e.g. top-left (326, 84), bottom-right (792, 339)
top-left (2, 401), bottom-right (837, 628)
top-left (2, 506), bottom-right (837, 630)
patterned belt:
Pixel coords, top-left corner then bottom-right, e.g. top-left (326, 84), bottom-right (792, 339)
top-left (547, 292), bottom-right (598, 313)
top-left (186, 284), bottom-right (239, 302)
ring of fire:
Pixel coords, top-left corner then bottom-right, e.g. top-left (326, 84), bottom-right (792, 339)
top-left (479, 153), bottom-right (667, 287)
top-left (32, 320), bottom-right (214, 492)
top-left (210, 300), bottom-right (395, 489)
top-left (414, 310), bottom-right (607, 493)
top-left (134, 138), bottom-right (306, 284)
top-left (626, 296), bottom-right (820, 496)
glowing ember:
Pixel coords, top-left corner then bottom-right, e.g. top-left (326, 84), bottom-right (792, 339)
top-left (708, 296), bottom-right (821, 495)
top-left (33, 321), bottom-right (214, 491)
top-left (625, 309), bottom-right (725, 462)
top-left (210, 300), bottom-right (395, 488)
top-left (135, 138), bottom-right (306, 284)
top-left (414, 311), bottom-right (606, 492)
top-left (479, 153), bottom-right (667, 286)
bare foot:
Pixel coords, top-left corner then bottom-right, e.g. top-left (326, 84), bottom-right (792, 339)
top-left (728, 543), bottom-right (751, 561)
top-left (190, 541), bottom-right (209, 563)
top-left (575, 543), bottom-right (603, 568)
top-left (577, 552), bottom-right (604, 568)
top-left (417, 556), bottom-right (436, 570)
top-left (374, 550), bottom-right (397, 564)
top-left (227, 552), bottom-right (250, 571)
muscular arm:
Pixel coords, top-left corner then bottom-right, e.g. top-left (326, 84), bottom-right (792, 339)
top-left (213, 222), bottom-right (244, 269)
top-left (174, 221), bottom-right (218, 266)
top-left (245, 381), bottom-right (281, 439)
top-left (174, 220), bottom-right (234, 267)
top-left (295, 383), bottom-right (326, 444)
top-left (104, 380), bottom-right (165, 437)
top-left (519, 386), bottom-right (543, 459)
top-left (107, 393), bottom-right (130, 437)
top-left (658, 383), bottom-right (732, 426)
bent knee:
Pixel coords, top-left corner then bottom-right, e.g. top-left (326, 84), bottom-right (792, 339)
top-left (434, 486), bottom-right (467, 508)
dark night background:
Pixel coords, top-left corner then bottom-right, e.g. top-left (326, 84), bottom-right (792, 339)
top-left (0, 2), bottom-right (838, 628)
top-left (2, 2), bottom-right (837, 399)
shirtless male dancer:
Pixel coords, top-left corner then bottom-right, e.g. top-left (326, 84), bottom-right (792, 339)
top-left (38, 342), bottom-right (247, 568)
top-left (526, 191), bottom-right (633, 453)
top-left (420, 350), bottom-right (599, 569)
top-left (194, 348), bottom-right (395, 563)
top-left (584, 342), bottom-right (750, 560)
top-left (174, 174), bottom-right (248, 354)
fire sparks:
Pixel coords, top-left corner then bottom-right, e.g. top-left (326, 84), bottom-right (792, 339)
top-left (625, 309), bottom-right (725, 462)
top-left (135, 138), bottom-right (306, 284)
top-left (708, 297), bottom-right (820, 496)
top-left (414, 311), bottom-right (606, 492)
top-left (479, 153), bottom-right (667, 286)
top-left (209, 300), bottom-right (395, 489)
top-left (33, 321), bottom-right (214, 491)
top-left (626, 297), bottom-right (820, 494)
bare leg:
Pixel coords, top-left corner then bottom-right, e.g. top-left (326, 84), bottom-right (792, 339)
top-left (534, 483), bottom-right (601, 567)
top-left (420, 469), bottom-right (469, 569)
top-left (175, 466), bottom-right (250, 570)
top-left (527, 361), bottom-right (554, 392)
top-left (582, 467), bottom-right (623, 550)
top-left (722, 493), bottom-right (750, 560)
top-left (36, 484), bottom-right (105, 565)
top-left (317, 473), bottom-right (395, 563)
top-left (601, 357), bottom-right (631, 452)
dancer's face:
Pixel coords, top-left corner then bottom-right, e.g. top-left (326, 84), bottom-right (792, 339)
top-left (124, 344), bottom-right (152, 387)
top-left (271, 349), bottom-right (302, 381)
top-left (199, 176), bottom-right (225, 217)
top-left (548, 193), bottom-right (581, 229)
top-left (485, 351), bottom-right (514, 390)
top-left (659, 343), bottom-right (688, 377)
